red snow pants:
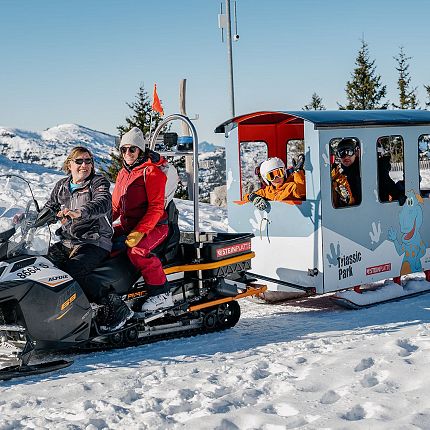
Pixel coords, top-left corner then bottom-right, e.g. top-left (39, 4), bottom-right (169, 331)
top-left (115, 224), bottom-right (168, 286)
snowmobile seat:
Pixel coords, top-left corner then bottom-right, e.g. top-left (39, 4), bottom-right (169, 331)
top-left (152, 200), bottom-right (180, 265)
top-left (82, 202), bottom-right (180, 298)
top-left (82, 252), bottom-right (140, 296)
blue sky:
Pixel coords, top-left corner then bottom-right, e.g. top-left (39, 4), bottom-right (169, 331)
top-left (1, 0), bottom-right (429, 145)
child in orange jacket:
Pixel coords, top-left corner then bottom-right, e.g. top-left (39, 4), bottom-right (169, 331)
top-left (244, 156), bottom-right (306, 211)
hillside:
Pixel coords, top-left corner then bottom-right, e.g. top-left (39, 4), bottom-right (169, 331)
top-left (0, 124), bottom-right (115, 171)
top-left (0, 124), bottom-right (227, 204)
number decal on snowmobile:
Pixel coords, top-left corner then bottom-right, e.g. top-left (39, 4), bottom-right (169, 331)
top-left (16, 265), bottom-right (42, 279)
top-left (15, 262), bottom-right (51, 279)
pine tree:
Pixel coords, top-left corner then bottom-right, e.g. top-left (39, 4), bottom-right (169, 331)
top-left (303, 93), bottom-right (326, 110)
top-left (102, 138), bottom-right (123, 183)
top-left (103, 84), bottom-right (187, 199)
top-left (103, 85), bottom-right (162, 182)
top-left (392, 47), bottom-right (418, 109)
top-left (424, 85), bottom-right (430, 109)
top-left (339, 39), bottom-right (388, 110)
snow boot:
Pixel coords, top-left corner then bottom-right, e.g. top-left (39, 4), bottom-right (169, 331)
top-left (99, 293), bottom-right (134, 332)
top-left (141, 291), bottom-right (174, 312)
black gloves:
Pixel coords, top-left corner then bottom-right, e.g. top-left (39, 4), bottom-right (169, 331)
top-left (249, 193), bottom-right (268, 211)
top-left (287, 154), bottom-right (305, 176)
top-left (335, 184), bottom-right (351, 204)
top-left (294, 154), bottom-right (305, 171)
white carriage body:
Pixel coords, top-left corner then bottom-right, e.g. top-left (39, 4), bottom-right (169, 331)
top-left (216, 110), bottom-right (430, 294)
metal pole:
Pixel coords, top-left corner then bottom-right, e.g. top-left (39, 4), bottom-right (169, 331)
top-left (149, 114), bottom-right (200, 244)
top-left (179, 79), bottom-right (194, 200)
top-left (225, 0), bottom-right (235, 117)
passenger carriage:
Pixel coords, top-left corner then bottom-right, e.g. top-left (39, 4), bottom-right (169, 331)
top-left (215, 110), bottom-right (430, 306)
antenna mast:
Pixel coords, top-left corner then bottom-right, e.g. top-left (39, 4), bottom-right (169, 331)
top-left (218, 0), bottom-right (239, 118)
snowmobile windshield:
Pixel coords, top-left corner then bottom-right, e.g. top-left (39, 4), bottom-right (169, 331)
top-left (0, 175), bottom-right (50, 258)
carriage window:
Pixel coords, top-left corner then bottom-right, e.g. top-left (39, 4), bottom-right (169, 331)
top-left (239, 141), bottom-right (268, 196)
top-left (330, 137), bottom-right (362, 208)
top-left (377, 136), bottom-right (405, 203)
top-left (286, 139), bottom-right (305, 169)
top-left (418, 134), bottom-right (430, 198)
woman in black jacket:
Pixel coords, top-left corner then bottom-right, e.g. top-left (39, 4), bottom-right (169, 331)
top-left (43, 146), bottom-right (133, 331)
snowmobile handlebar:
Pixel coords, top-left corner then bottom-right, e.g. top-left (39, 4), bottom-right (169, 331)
top-left (33, 205), bottom-right (60, 228)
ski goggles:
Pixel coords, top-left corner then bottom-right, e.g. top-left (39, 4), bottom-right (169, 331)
top-left (265, 168), bottom-right (285, 181)
top-left (73, 158), bottom-right (93, 165)
top-left (337, 148), bottom-right (355, 158)
top-left (120, 145), bottom-right (139, 154)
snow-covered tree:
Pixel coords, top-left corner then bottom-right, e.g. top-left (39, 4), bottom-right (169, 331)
top-left (425, 85), bottom-right (430, 109)
top-left (339, 39), bottom-right (388, 110)
top-left (303, 93), bottom-right (326, 110)
top-left (392, 47), bottom-right (418, 109)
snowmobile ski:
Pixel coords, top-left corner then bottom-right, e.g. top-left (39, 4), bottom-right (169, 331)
top-left (0, 359), bottom-right (73, 381)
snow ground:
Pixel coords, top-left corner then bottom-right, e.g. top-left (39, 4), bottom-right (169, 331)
top-left (1, 295), bottom-right (430, 429)
top-left (0, 160), bottom-right (430, 429)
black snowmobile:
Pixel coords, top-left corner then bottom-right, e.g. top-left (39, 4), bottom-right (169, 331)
top-left (0, 170), bottom-right (264, 380)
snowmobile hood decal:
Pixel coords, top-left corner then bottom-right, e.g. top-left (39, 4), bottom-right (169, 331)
top-left (39, 273), bottom-right (72, 287)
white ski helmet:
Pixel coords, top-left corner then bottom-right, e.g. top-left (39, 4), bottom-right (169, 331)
top-left (259, 157), bottom-right (286, 185)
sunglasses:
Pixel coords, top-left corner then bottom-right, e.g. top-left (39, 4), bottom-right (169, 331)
top-left (337, 148), bottom-right (355, 158)
top-left (265, 168), bottom-right (285, 181)
top-left (120, 146), bottom-right (139, 155)
top-left (73, 158), bottom-right (93, 165)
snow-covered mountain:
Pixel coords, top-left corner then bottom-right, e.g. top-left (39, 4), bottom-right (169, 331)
top-left (199, 140), bottom-right (220, 153)
top-left (0, 124), bottom-right (115, 171)
top-left (0, 124), bottom-right (228, 204)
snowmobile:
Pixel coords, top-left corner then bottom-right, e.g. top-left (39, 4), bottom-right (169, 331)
top-left (0, 117), bottom-right (266, 381)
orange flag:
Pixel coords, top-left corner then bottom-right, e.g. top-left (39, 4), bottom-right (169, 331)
top-left (152, 83), bottom-right (164, 116)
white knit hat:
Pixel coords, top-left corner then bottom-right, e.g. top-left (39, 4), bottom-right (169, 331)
top-left (119, 127), bottom-right (148, 152)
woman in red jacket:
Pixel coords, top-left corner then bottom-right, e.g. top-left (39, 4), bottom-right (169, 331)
top-left (112, 127), bottom-right (173, 312)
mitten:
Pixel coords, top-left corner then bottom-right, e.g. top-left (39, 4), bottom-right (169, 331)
top-left (125, 231), bottom-right (145, 248)
top-left (294, 154), bottom-right (305, 171)
top-left (12, 212), bottom-right (25, 225)
top-left (335, 184), bottom-right (351, 204)
top-left (249, 193), bottom-right (268, 211)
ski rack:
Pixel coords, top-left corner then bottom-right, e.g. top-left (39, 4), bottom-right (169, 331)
top-left (150, 114), bottom-right (200, 245)
top-left (150, 114), bottom-right (204, 293)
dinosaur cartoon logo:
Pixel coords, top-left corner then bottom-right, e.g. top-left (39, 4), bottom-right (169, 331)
top-left (388, 190), bottom-right (426, 275)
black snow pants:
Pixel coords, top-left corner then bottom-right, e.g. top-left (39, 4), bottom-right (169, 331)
top-left (47, 242), bottom-right (109, 303)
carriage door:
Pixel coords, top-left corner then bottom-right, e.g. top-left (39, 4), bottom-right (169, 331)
top-left (319, 128), bottom-right (405, 293)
